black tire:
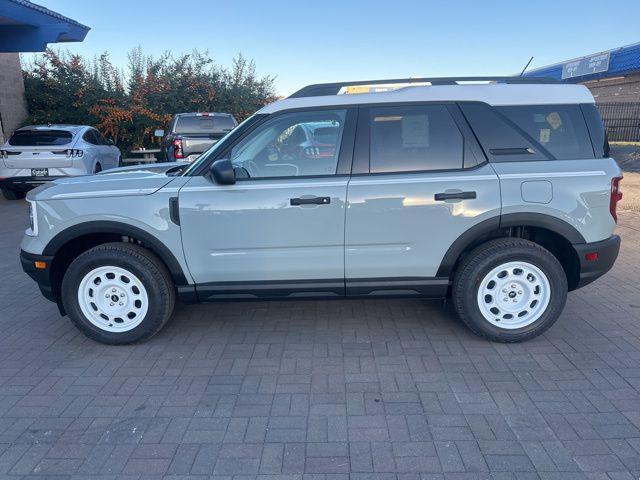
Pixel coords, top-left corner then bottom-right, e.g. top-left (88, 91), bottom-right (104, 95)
top-left (1, 187), bottom-right (25, 200)
top-left (61, 243), bottom-right (175, 344)
top-left (452, 238), bottom-right (567, 342)
top-left (94, 163), bottom-right (102, 173)
top-left (117, 156), bottom-right (123, 167)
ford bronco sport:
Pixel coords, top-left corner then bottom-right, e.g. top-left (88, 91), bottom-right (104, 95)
top-left (20, 77), bottom-right (622, 344)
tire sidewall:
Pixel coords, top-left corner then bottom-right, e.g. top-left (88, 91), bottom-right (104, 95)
top-left (459, 247), bottom-right (567, 340)
top-left (62, 248), bottom-right (169, 344)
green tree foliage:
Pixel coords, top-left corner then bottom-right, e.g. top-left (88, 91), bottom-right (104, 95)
top-left (22, 48), bottom-right (276, 153)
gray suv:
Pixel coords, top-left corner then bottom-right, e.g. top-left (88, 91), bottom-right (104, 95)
top-left (20, 77), bottom-right (622, 345)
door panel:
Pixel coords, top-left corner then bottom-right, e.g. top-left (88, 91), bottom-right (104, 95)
top-left (179, 176), bottom-right (348, 288)
top-left (178, 107), bottom-right (356, 297)
top-left (345, 103), bottom-right (501, 293)
top-left (345, 164), bottom-right (501, 282)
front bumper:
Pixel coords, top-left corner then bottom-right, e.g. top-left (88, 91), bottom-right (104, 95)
top-left (1, 176), bottom-right (63, 191)
top-left (574, 234), bottom-right (620, 289)
top-left (20, 250), bottom-right (57, 303)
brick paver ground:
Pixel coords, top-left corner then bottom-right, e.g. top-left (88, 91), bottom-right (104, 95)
top-left (1, 196), bottom-right (640, 479)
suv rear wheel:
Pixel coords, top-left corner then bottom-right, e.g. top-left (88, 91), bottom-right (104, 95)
top-left (453, 238), bottom-right (567, 342)
top-left (61, 243), bottom-right (175, 344)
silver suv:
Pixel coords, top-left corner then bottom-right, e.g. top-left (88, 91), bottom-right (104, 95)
top-left (20, 77), bottom-right (622, 344)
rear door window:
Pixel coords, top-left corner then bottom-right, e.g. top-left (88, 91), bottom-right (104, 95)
top-left (8, 130), bottom-right (73, 146)
top-left (368, 104), bottom-right (464, 173)
top-left (496, 105), bottom-right (594, 160)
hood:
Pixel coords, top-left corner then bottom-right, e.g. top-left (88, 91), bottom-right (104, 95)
top-left (28, 162), bottom-right (188, 201)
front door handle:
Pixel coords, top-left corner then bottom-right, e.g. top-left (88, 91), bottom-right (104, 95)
top-left (434, 191), bottom-right (477, 201)
top-left (290, 196), bottom-right (331, 206)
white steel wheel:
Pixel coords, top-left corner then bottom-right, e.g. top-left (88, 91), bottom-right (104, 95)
top-left (476, 261), bottom-right (551, 329)
top-left (77, 265), bottom-right (149, 332)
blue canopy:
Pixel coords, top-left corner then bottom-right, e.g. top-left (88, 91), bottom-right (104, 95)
top-left (524, 42), bottom-right (640, 83)
top-left (0, 0), bottom-right (89, 52)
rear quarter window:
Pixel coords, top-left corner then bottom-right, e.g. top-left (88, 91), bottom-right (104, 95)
top-left (496, 104), bottom-right (594, 160)
top-left (8, 130), bottom-right (73, 146)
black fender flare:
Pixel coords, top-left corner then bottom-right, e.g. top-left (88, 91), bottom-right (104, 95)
top-left (436, 213), bottom-right (585, 277)
top-left (43, 220), bottom-right (189, 285)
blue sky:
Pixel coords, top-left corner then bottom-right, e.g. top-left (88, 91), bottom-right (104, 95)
top-left (29, 0), bottom-right (640, 96)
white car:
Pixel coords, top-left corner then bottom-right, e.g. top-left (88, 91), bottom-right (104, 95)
top-left (0, 124), bottom-right (122, 200)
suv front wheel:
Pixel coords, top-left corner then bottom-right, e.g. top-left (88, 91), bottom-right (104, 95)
top-left (61, 243), bottom-right (175, 344)
top-left (453, 238), bottom-right (568, 342)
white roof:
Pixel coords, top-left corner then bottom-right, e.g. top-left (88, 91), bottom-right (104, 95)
top-left (259, 83), bottom-right (595, 114)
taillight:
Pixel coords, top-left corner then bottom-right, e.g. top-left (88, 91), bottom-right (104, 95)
top-left (64, 149), bottom-right (83, 158)
top-left (173, 138), bottom-right (184, 159)
top-left (610, 176), bottom-right (623, 223)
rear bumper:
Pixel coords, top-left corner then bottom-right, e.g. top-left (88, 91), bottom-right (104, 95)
top-left (20, 249), bottom-right (57, 303)
top-left (574, 234), bottom-right (620, 289)
top-left (1, 176), bottom-right (62, 191)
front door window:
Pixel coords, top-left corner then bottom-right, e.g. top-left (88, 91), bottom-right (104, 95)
top-left (229, 110), bottom-right (347, 178)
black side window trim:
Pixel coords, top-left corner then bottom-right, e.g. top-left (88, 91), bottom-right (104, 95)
top-left (352, 102), bottom-right (487, 175)
top-left (580, 103), bottom-right (608, 158)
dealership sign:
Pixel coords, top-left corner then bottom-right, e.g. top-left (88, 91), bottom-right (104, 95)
top-left (561, 52), bottom-right (610, 79)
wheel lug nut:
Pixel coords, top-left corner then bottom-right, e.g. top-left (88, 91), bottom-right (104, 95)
top-left (119, 302), bottom-right (123, 306)
top-left (105, 294), bottom-right (109, 298)
top-left (518, 290), bottom-right (523, 295)
top-left (109, 302), bottom-right (114, 306)
top-left (120, 293), bottom-right (124, 297)
top-left (112, 288), bottom-right (116, 292)
top-left (502, 289), bottom-right (507, 293)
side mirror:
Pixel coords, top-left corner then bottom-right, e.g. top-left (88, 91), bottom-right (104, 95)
top-left (210, 159), bottom-right (236, 185)
top-left (154, 129), bottom-right (165, 138)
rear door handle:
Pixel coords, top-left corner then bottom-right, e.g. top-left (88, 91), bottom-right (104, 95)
top-left (434, 191), bottom-right (477, 201)
top-left (290, 196), bottom-right (331, 206)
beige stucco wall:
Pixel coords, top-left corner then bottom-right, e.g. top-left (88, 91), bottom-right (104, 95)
top-left (0, 53), bottom-right (28, 143)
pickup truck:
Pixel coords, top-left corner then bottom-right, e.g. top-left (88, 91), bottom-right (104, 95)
top-left (157, 112), bottom-right (237, 163)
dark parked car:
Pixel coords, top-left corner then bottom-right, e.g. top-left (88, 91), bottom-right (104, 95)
top-left (157, 113), bottom-right (237, 163)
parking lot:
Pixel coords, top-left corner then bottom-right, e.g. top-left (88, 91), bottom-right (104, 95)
top-left (0, 197), bottom-right (639, 478)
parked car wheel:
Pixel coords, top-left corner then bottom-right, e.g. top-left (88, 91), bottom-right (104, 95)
top-left (118, 156), bottom-right (123, 167)
top-left (0, 187), bottom-right (25, 200)
top-left (61, 243), bottom-right (175, 344)
top-left (94, 163), bottom-right (102, 174)
top-left (452, 238), bottom-right (567, 342)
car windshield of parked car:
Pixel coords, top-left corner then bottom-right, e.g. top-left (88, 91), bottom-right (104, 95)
top-left (8, 130), bottom-right (73, 146)
top-left (174, 115), bottom-right (235, 134)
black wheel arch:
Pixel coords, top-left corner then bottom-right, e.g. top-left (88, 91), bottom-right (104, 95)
top-left (437, 213), bottom-right (585, 289)
top-left (43, 221), bottom-right (190, 301)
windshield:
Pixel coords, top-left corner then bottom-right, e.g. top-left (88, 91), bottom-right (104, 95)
top-left (182, 114), bottom-right (264, 176)
top-left (9, 129), bottom-right (73, 146)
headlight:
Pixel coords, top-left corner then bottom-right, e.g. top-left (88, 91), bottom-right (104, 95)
top-left (26, 200), bottom-right (38, 236)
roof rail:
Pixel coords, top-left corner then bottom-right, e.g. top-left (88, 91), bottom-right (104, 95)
top-left (289, 76), bottom-right (559, 98)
